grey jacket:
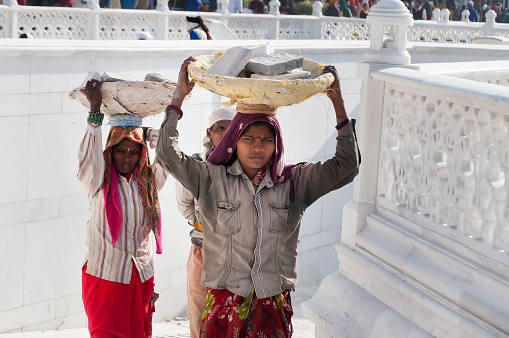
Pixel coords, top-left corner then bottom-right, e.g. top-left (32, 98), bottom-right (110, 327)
top-left (156, 108), bottom-right (360, 298)
top-left (175, 153), bottom-right (204, 248)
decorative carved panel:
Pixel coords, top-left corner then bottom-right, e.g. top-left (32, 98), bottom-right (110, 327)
top-left (226, 16), bottom-right (273, 39)
top-left (407, 24), bottom-right (484, 43)
top-left (378, 84), bottom-right (509, 254)
top-left (279, 18), bottom-right (314, 39)
top-left (17, 9), bottom-right (90, 39)
top-left (0, 10), bottom-right (8, 38)
top-left (99, 12), bottom-right (159, 40)
top-left (321, 19), bottom-right (370, 40)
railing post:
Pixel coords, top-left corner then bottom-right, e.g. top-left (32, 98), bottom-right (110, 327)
top-left (440, 7), bottom-right (450, 22)
top-left (216, 0), bottom-right (229, 14)
top-left (156, 0), bottom-right (169, 12)
top-left (4, 3), bottom-right (18, 39)
top-left (4, 0), bottom-right (19, 6)
top-left (269, 0), bottom-right (280, 39)
top-left (312, 0), bottom-right (323, 17)
top-left (483, 9), bottom-right (497, 36)
top-left (461, 9), bottom-right (469, 21)
top-left (156, 5), bottom-right (169, 40)
top-left (4, 0), bottom-right (19, 38)
top-left (87, 7), bottom-right (100, 40)
top-left (432, 7), bottom-right (440, 21)
top-left (363, 0), bottom-right (413, 65)
top-left (86, 0), bottom-right (100, 10)
top-left (269, 0), bottom-right (280, 15)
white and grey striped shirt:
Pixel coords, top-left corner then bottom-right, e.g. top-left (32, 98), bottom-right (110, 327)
top-left (78, 124), bottom-right (167, 284)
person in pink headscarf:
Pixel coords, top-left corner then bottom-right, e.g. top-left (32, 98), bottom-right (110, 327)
top-left (156, 57), bottom-right (360, 337)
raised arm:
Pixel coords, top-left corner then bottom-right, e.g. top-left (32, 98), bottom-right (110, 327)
top-left (292, 65), bottom-right (360, 207)
top-left (155, 57), bottom-right (212, 201)
top-left (77, 80), bottom-right (106, 196)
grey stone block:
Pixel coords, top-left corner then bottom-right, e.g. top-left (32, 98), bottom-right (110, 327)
top-left (250, 68), bottom-right (311, 80)
top-left (208, 46), bottom-right (254, 77)
top-left (245, 53), bottom-right (304, 76)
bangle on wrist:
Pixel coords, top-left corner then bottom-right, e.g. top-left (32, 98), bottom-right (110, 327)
top-left (87, 111), bottom-right (104, 125)
top-left (335, 118), bottom-right (350, 131)
top-left (166, 105), bottom-right (183, 120)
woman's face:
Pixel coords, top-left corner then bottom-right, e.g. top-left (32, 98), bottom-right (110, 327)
top-left (236, 123), bottom-right (276, 180)
top-left (207, 119), bottom-right (232, 148)
top-left (111, 138), bottom-right (142, 176)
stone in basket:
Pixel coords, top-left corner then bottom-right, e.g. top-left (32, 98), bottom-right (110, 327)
top-left (187, 46), bottom-right (334, 112)
top-left (69, 72), bottom-right (180, 118)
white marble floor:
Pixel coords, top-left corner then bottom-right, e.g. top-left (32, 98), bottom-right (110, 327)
top-left (2, 286), bottom-right (318, 338)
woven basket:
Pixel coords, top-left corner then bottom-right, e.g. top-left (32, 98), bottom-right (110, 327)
top-left (69, 80), bottom-right (178, 118)
top-left (187, 54), bottom-right (334, 108)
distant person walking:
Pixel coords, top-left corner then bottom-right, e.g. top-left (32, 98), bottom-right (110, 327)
top-left (359, 0), bottom-right (369, 18)
top-left (467, 0), bottom-right (478, 22)
top-left (228, 0), bottom-right (243, 13)
top-left (186, 15), bottom-right (213, 40)
top-left (412, 0), bottom-right (426, 20)
top-left (249, 0), bottom-right (265, 13)
top-left (324, 0), bottom-right (340, 16)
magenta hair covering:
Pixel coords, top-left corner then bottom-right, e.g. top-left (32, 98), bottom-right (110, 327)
top-left (207, 112), bottom-right (298, 184)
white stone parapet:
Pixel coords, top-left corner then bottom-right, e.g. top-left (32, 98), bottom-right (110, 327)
top-left (0, 4), bottom-right (508, 42)
top-left (304, 29), bottom-right (509, 337)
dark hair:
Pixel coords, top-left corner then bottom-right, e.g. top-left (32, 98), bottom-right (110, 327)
top-left (186, 15), bottom-right (213, 40)
top-left (19, 33), bottom-right (29, 38)
top-left (241, 121), bottom-right (276, 138)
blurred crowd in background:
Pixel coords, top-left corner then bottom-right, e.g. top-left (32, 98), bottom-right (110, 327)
top-left (11, 0), bottom-right (509, 25)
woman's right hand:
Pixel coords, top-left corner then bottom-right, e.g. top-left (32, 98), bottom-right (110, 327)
top-left (171, 56), bottom-right (197, 107)
top-left (83, 79), bottom-right (103, 111)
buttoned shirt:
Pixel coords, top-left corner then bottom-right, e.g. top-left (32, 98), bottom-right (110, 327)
top-left (156, 108), bottom-right (360, 298)
top-left (78, 124), bottom-right (167, 284)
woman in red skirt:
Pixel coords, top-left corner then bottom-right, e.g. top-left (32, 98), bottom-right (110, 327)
top-left (78, 80), bottom-right (167, 337)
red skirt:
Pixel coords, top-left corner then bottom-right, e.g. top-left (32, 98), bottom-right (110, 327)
top-left (82, 264), bottom-right (155, 338)
top-left (201, 288), bottom-right (293, 338)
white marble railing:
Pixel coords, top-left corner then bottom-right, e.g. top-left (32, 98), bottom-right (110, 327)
top-left (374, 66), bottom-right (509, 261)
top-left (1, 3), bottom-right (508, 42)
top-left (303, 1), bottom-right (509, 335)
top-left (304, 61), bottom-right (509, 338)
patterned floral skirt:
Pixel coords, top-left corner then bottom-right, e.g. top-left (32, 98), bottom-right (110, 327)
top-left (201, 288), bottom-right (294, 338)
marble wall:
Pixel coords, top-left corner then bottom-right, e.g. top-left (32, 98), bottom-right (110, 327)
top-left (0, 39), bottom-right (364, 332)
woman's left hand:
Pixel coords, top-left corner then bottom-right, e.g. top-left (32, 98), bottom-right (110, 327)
top-left (323, 65), bottom-right (347, 118)
top-left (323, 65), bottom-right (342, 102)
